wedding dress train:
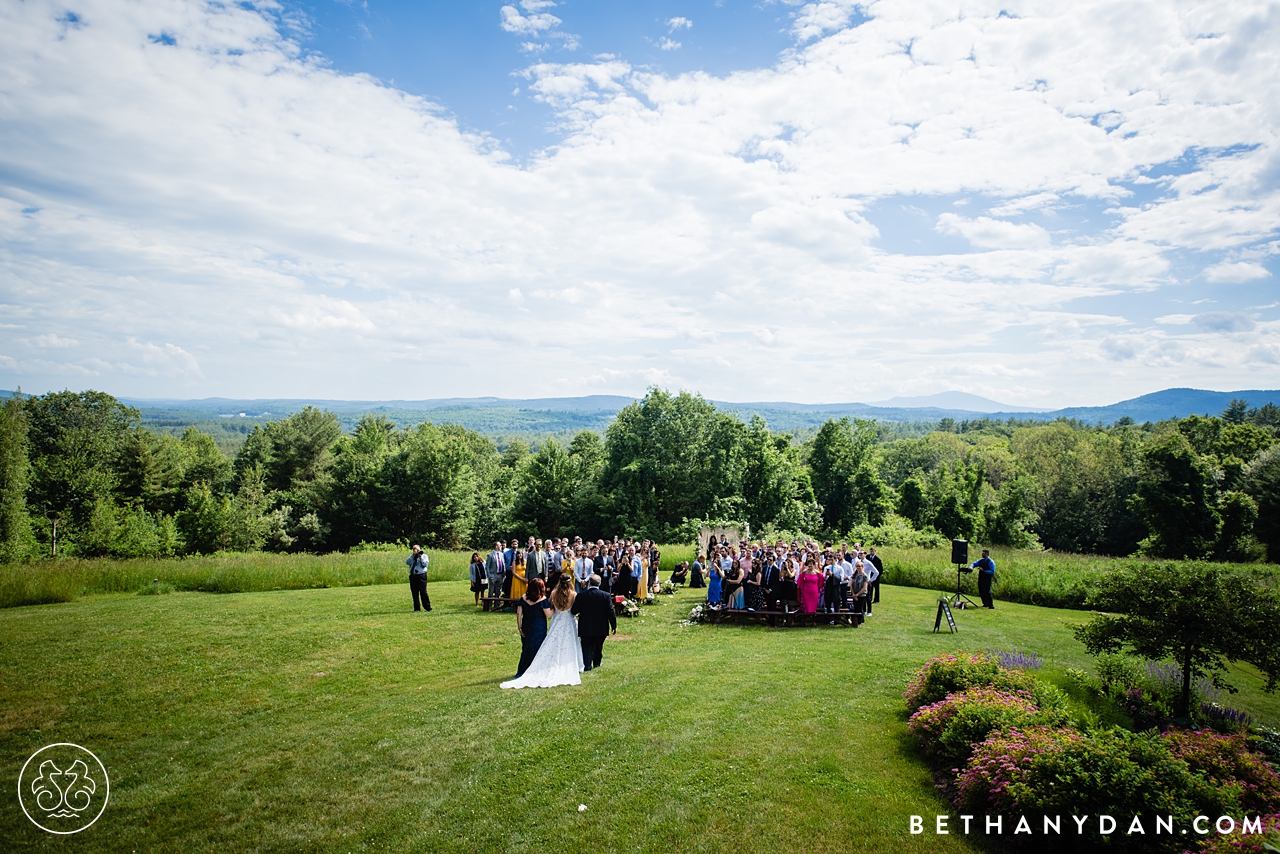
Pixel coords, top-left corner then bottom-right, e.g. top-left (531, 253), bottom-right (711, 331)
top-left (500, 608), bottom-right (584, 689)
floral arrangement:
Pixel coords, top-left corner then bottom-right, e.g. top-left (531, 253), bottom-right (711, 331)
top-left (658, 580), bottom-right (677, 595)
top-left (680, 603), bottom-right (708, 626)
top-left (620, 599), bottom-right (642, 618)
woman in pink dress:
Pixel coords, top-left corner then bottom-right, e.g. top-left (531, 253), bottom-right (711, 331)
top-left (797, 559), bottom-right (824, 614)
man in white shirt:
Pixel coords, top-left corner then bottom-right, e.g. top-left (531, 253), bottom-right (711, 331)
top-left (861, 553), bottom-right (880, 615)
top-left (573, 550), bottom-right (594, 593)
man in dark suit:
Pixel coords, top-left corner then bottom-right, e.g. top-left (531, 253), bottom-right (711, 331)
top-left (570, 574), bottom-right (617, 671)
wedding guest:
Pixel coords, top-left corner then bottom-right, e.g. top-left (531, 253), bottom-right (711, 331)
top-left (690, 553), bottom-right (706, 588)
top-left (707, 555), bottom-right (724, 606)
top-left (670, 561), bottom-right (690, 585)
top-left (510, 550), bottom-right (528, 601)
top-left (850, 561), bottom-right (869, 626)
top-left (573, 549), bottom-right (594, 593)
top-left (485, 542), bottom-right (506, 599)
top-left (760, 554), bottom-right (780, 610)
top-left (744, 558), bottom-right (766, 611)
top-left (514, 578), bottom-right (553, 677)
top-left (469, 551), bottom-right (486, 606)
top-left (798, 559), bottom-right (824, 614)
top-left (823, 557), bottom-right (842, 613)
top-left (867, 546), bottom-right (884, 606)
top-left (862, 553), bottom-right (880, 615)
top-left (776, 560), bottom-right (799, 611)
top-left (723, 559), bottom-right (745, 609)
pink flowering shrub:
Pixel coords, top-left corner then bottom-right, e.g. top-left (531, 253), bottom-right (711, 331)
top-left (955, 726), bottom-right (1083, 812)
top-left (956, 726), bottom-right (1235, 850)
top-left (908, 686), bottom-right (1070, 764)
top-left (903, 650), bottom-right (1040, 712)
top-left (1163, 730), bottom-right (1280, 813)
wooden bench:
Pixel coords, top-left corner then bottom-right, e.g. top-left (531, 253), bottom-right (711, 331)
top-left (480, 597), bottom-right (519, 612)
top-left (708, 608), bottom-right (862, 627)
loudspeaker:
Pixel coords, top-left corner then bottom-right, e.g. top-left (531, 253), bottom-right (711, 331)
top-left (951, 539), bottom-right (969, 565)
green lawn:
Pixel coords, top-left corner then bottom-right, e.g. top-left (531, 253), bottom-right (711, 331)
top-left (2, 580), bottom-right (1277, 853)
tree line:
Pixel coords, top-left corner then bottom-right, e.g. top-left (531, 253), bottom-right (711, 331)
top-left (1, 388), bottom-right (1277, 562)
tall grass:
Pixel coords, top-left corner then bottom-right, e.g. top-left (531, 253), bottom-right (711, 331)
top-left (0, 546), bottom-right (702, 609)
top-left (9, 542), bottom-right (1270, 611)
top-left (877, 546), bottom-right (1280, 609)
top-left (0, 550), bottom-right (472, 609)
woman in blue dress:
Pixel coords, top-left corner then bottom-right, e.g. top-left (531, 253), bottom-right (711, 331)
top-left (707, 550), bottom-right (724, 606)
top-left (513, 578), bottom-right (553, 677)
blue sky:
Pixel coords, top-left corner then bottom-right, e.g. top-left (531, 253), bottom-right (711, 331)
top-left (278, 0), bottom-right (800, 159)
top-left (0, 0), bottom-right (1277, 407)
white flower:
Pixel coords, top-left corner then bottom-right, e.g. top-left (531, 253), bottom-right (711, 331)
top-left (578, 804), bottom-right (588, 812)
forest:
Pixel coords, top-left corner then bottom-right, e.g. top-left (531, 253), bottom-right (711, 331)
top-left (0, 388), bottom-right (1278, 563)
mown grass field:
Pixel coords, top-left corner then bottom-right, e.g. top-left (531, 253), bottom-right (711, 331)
top-left (2, 576), bottom-right (1278, 853)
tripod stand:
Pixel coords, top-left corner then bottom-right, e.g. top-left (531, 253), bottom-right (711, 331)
top-left (952, 565), bottom-right (978, 609)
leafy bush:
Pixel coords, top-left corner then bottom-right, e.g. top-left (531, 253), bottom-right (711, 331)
top-left (1162, 729), bottom-right (1280, 813)
top-left (903, 651), bottom-right (1040, 712)
top-left (1196, 812), bottom-right (1280, 853)
top-left (908, 686), bottom-right (1069, 764)
top-left (957, 726), bottom-right (1236, 851)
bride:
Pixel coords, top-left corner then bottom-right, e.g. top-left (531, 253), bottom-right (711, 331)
top-left (501, 575), bottom-right (584, 689)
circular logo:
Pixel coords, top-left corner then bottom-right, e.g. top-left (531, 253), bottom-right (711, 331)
top-left (17, 743), bottom-right (109, 835)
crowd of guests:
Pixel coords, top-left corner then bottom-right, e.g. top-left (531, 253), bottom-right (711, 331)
top-left (467, 535), bottom-right (664, 605)
top-left (464, 534), bottom-right (885, 623)
top-left (692, 536), bottom-right (883, 624)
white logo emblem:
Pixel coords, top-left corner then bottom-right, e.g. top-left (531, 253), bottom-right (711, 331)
top-left (18, 743), bottom-right (109, 834)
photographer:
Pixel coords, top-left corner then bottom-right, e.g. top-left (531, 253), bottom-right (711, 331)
top-left (406, 545), bottom-right (431, 612)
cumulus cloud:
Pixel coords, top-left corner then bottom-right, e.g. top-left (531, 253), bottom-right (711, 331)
top-left (936, 214), bottom-right (1051, 250)
top-left (666, 17), bottom-right (692, 31)
top-left (500, 1), bottom-right (578, 51)
top-left (1205, 260), bottom-right (1272, 283)
top-left (1, 0), bottom-right (1279, 403)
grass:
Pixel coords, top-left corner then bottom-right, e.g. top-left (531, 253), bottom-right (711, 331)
top-left (0, 547), bottom-right (701, 609)
top-left (2, 579), bottom-right (1278, 853)
top-left (877, 546), bottom-right (1280, 609)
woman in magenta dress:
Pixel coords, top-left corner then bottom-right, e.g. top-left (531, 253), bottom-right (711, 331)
top-left (797, 559), bottom-right (824, 614)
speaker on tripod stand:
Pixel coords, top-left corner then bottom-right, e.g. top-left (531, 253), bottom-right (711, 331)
top-left (951, 539), bottom-right (977, 608)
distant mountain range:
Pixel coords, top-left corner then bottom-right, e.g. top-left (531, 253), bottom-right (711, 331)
top-left (3, 387), bottom-right (1278, 443)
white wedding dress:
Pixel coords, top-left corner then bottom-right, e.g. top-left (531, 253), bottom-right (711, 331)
top-left (500, 608), bottom-right (584, 690)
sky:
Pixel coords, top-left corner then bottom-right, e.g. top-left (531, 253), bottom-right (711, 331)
top-left (0, 0), bottom-right (1277, 408)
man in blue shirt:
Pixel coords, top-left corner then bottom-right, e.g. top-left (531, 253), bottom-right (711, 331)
top-left (971, 548), bottom-right (996, 609)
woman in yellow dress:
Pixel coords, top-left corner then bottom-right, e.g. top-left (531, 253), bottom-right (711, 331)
top-left (510, 550), bottom-right (528, 601)
top-left (638, 552), bottom-right (650, 601)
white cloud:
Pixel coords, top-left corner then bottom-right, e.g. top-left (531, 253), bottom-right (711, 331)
top-left (936, 214), bottom-right (1051, 250)
top-left (1205, 260), bottom-right (1272, 283)
top-left (659, 37), bottom-right (681, 51)
top-left (499, 5), bottom-right (560, 35)
top-left (666, 17), bottom-right (692, 32)
top-left (1, 0), bottom-right (1278, 404)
